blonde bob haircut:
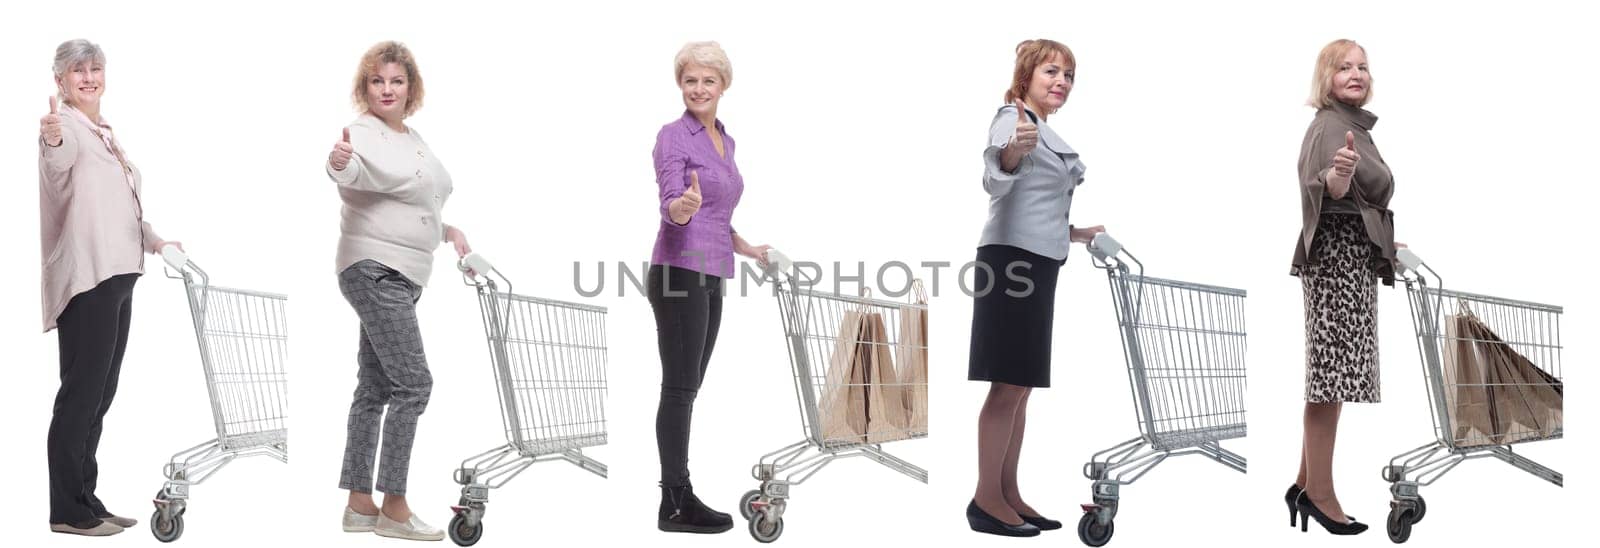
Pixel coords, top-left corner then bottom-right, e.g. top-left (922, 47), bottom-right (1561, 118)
top-left (1308, 39), bottom-right (1372, 109)
top-left (1004, 39), bottom-right (1075, 106)
top-left (350, 41), bottom-right (425, 117)
top-left (674, 41), bottom-right (732, 90)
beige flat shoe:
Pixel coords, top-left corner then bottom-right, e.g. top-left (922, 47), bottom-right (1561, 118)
top-left (374, 512), bottom-right (444, 541)
top-left (344, 506), bottom-right (379, 533)
top-left (50, 521), bottom-right (124, 536)
top-left (100, 514), bottom-right (138, 528)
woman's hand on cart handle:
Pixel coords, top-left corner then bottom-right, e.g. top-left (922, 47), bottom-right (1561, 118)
top-left (159, 242), bottom-right (189, 271)
top-left (329, 128), bottom-right (354, 171)
top-left (1070, 225), bottom-right (1106, 244)
top-left (41, 96), bottom-right (64, 147)
top-left (740, 243), bottom-right (774, 268)
top-left (445, 225), bottom-right (472, 258)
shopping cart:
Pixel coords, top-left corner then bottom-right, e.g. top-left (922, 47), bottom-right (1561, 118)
top-left (150, 245), bottom-right (289, 543)
top-left (1381, 248), bottom-right (1563, 543)
top-left (739, 250), bottom-right (928, 543)
top-left (1077, 234), bottom-right (1247, 547)
top-left (446, 253), bottom-right (608, 547)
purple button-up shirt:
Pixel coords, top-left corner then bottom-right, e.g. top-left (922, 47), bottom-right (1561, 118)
top-left (651, 111), bottom-right (745, 278)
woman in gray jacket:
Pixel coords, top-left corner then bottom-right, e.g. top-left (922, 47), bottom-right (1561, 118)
top-left (966, 38), bottom-right (1104, 538)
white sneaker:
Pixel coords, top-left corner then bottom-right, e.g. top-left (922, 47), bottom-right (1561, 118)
top-left (343, 507), bottom-right (379, 533)
top-left (374, 512), bottom-right (445, 541)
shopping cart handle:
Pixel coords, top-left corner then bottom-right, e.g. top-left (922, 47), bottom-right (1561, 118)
top-left (161, 244), bottom-right (189, 271)
top-left (763, 248), bottom-right (794, 278)
top-left (459, 253), bottom-right (495, 277)
top-left (1087, 232), bottom-right (1123, 260)
top-left (1396, 248), bottom-right (1423, 274)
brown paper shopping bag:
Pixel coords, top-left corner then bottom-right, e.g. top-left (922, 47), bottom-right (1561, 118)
top-left (818, 309), bottom-right (870, 444)
top-left (863, 311), bottom-right (912, 443)
top-left (1465, 315), bottom-right (1562, 444)
top-left (1446, 312), bottom-right (1495, 446)
top-left (896, 280), bottom-right (929, 436)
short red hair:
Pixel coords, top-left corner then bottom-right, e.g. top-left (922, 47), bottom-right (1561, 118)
top-left (1005, 39), bottom-right (1076, 104)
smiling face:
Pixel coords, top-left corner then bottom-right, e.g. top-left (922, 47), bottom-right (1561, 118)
top-left (365, 62), bottom-right (411, 122)
top-left (57, 60), bottom-right (105, 110)
top-left (679, 63), bottom-right (724, 118)
top-left (1330, 46), bottom-right (1370, 106)
top-left (1026, 53), bottom-right (1074, 113)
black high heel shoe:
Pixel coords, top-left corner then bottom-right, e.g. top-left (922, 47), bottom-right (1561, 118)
top-left (1295, 492), bottom-right (1368, 535)
top-left (966, 500), bottom-right (1040, 537)
top-left (1287, 484), bottom-right (1354, 527)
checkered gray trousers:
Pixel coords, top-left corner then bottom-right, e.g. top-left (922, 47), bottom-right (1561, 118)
top-left (337, 260), bottom-right (432, 495)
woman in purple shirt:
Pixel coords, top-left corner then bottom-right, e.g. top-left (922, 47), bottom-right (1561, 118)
top-left (649, 40), bottom-right (771, 535)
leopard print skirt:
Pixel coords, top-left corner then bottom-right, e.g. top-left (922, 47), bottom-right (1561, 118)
top-left (1298, 213), bottom-right (1380, 403)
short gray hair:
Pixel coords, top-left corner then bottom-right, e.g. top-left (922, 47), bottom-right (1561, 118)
top-left (53, 39), bottom-right (106, 78)
top-left (674, 41), bottom-right (731, 89)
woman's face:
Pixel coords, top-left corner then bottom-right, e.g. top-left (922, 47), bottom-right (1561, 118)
top-left (366, 62), bottom-right (410, 121)
top-left (679, 63), bottom-right (724, 118)
top-left (1026, 53), bottom-right (1074, 113)
top-left (57, 60), bottom-right (105, 110)
top-left (1330, 47), bottom-right (1370, 106)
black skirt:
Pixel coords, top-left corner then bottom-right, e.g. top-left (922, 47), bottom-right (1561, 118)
top-left (967, 244), bottom-right (1064, 388)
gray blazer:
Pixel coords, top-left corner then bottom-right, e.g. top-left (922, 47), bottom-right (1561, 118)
top-left (978, 104), bottom-right (1086, 261)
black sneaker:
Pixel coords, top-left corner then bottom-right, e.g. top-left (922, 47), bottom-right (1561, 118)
top-left (659, 484), bottom-right (734, 534)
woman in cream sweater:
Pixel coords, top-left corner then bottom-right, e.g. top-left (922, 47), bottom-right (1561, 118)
top-left (324, 41), bottom-right (470, 542)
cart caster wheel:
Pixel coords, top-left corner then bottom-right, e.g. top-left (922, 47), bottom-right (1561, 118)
top-left (1386, 507), bottom-right (1415, 544)
top-left (749, 512), bottom-right (784, 543)
top-left (740, 490), bottom-right (762, 520)
top-left (448, 514), bottom-right (482, 546)
top-left (151, 511), bottom-right (184, 543)
top-left (1077, 513), bottom-right (1114, 547)
top-left (1411, 496), bottom-right (1426, 524)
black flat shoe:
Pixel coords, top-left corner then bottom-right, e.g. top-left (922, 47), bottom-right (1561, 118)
top-left (1296, 492), bottom-right (1368, 535)
top-left (1287, 484), bottom-right (1354, 526)
top-left (1019, 513), bottom-right (1062, 531)
top-left (967, 500), bottom-right (1040, 537)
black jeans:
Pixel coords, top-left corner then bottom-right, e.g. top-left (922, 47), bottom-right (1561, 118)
top-left (48, 273), bottom-right (138, 525)
top-left (647, 265), bottom-right (724, 488)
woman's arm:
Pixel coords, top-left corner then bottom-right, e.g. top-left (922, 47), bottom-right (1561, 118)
top-left (326, 125), bottom-right (403, 194)
top-left (732, 230), bottom-right (772, 267)
top-left (654, 133), bottom-right (699, 225)
top-left (443, 224), bottom-right (471, 258)
top-left (982, 107), bottom-right (1033, 197)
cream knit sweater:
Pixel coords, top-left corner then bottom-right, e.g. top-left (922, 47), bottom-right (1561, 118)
top-left (327, 114), bottom-right (454, 287)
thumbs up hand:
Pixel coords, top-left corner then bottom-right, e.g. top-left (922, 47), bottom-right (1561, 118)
top-left (41, 96), bottom-right (63, 147)
top-left (1008, 98), bottom-right (1039, 155)
top-left (669, 170), bottom-right (704, 225)
top-left (329, 127), bottom-right (354, 171)
top-left (1330, 130), bottom-right (1360, 179)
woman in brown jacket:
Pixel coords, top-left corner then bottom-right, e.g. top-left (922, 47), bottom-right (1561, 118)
top-left (1286, 38), bottom-right (1403, 536)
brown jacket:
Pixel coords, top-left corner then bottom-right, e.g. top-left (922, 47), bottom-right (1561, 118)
top-left (1292, 101), bottom-right (1397, 285)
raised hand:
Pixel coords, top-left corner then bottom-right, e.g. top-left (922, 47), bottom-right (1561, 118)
top-left (41, 96), bottom-right (63, 146)
top-left (1008, 98), bottom-right (1039, 155)
top-left (329, 127), bottom-right (354, 171)
top-left (670, 170), bottom-right (704, 225)
top-left (1330, 130), bottom-right (1360, 183)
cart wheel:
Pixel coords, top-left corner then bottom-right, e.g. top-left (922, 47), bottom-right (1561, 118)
top-left (150, 510), bottom-right (184, 543)
top-left (740, 490), bottom-right (762, 520)
top-left (1411, 496), bottom-right (1426, 524)
top-left (1386, 507), bottom-right (1415, 544)
top-left (448, 514), bottom-right (483, 546)
top-left (1077, 513), bottom-right (1114, 547)
top-left (749, 512), bottom-right (784, 543)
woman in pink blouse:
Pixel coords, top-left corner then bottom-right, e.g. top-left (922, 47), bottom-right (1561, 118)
top-left (38, 39), bottom-right (181, 537)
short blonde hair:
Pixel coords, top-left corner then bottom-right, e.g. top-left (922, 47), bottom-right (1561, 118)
top-left (1005, 39), bottom-right (1075, 105)
top-left (1308, 39), bottom-right (1372, 109)
top-left (674, 41), bottom-right (732, 89)
top-left (351, 41), bottom-right (425, 117)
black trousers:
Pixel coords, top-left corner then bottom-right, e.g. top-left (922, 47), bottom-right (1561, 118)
top-left (647, 265), bottom-right (724, 488)
top-left (48, 273), bottom-right (138, 525)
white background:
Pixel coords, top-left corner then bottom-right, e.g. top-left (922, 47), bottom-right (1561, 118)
top-left (0, 0), bottom-right (1592, 546)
